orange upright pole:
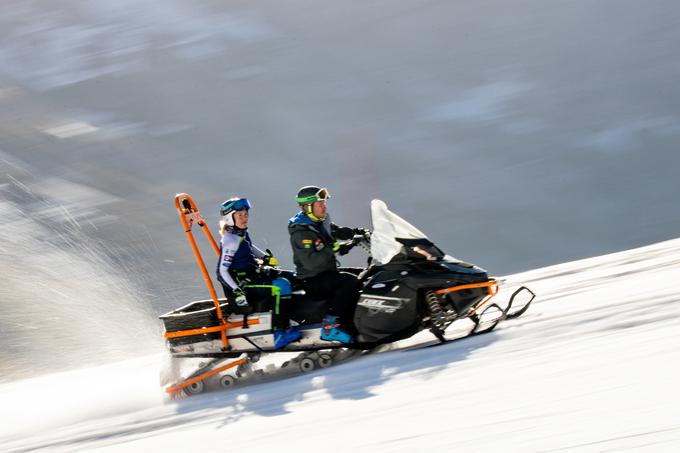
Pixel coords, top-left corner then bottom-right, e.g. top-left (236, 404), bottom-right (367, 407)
top-left (174, 193), bottom-right (229, 349)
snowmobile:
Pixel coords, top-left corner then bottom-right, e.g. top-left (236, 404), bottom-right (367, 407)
top-left (160, 194), bottom-right (534, 396)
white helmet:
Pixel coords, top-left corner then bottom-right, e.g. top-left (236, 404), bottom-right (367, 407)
top-left (219, 197), bottom-right (251, 227)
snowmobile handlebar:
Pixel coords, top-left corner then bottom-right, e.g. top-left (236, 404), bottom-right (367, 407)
top-left (354, 234), bottom-right (372, 256)
top-left (338, 231), bottom-right (372, 250)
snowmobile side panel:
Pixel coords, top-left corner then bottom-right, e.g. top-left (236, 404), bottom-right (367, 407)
top-left (354, 277), bottom-right (419, 343)
top-left (436, 280), bottom-right (500, 316)
top-left (435, 280), bottom-right (499, 297)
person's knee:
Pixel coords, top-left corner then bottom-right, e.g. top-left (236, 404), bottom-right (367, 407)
top-left (338, 272), bottom-right (358, 284)
top-left (338, 272), bottom-right (361, 291)
top-left (272, 277), bottom-right (292, 296)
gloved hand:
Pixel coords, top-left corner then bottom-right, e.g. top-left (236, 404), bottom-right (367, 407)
top-left (337, 243), bottom-right (352, 255)
top-left (336, 234), bottom-right (367, 255)
top-left (257, 265), bottom-right (280, 279)
top-left (354, 227), bottom-right (370, 237)
top-left (331, 224), bottom-right (355, 240)
top-left (233, 289), bottom-right (249, 307)
top-left (335, 240), bottom-right (355, 256)
top-left (261, 248), bottom-right (279, 267)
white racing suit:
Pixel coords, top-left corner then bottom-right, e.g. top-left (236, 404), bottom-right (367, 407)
top-left (216, 227), bottom-right (293, 330)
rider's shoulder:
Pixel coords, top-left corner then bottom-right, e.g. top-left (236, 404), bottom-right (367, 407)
top-left (288, 212), bottom-right (316, 229)
top-left (221, 230), bottom-right (242, 247)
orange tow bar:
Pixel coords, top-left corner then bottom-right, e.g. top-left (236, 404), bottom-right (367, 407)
top-left (174, 193), bottom-right (228, 349)
top-left (165, 357), bottom-right (247, 394)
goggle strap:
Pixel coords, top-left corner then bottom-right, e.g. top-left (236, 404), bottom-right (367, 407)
top-left (297, 195), bottom-right (319, 203)
top-left (296, 188), bottom-right (330, 204)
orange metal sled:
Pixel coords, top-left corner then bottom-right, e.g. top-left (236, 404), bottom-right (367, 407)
top-left (163, 317), bottom-right (260, 340)
top-left (164, 194), bottom-right (254, 396)
top-left (173, 193), bottom-right (229, 348)
top-left (165, 357), bottom-right (247, 394)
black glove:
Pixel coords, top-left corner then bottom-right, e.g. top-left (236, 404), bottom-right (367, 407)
top-left (337, 242), bottom-right (354, 256)
top-left (336, 235), bottom-right (364, 256)
top-left (258, 266), bottom-right (281, 279)
top-left (262, 249), bottom-right (279, 267)
top-left (354, 228), bottom-right (370, 238)
top-left (331, 224), bottom-right (355, 240)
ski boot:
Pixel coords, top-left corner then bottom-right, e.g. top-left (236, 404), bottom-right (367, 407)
top-left (320, 315), bottom-right (354, 344)
top-left (273, 326), bottom-right (302, 350)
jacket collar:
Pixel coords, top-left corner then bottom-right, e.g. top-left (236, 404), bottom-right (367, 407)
top-left (288, 211), bottom-right (319, 226)
top-left (226, 226), bottom-right (248, 237)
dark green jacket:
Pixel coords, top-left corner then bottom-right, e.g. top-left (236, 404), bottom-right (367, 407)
top-left (288, 212), bottom-right (354, 279)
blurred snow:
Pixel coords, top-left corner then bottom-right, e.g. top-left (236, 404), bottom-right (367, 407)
top-left (1, 2), bottom-right (680, 439)
top-left (0, 158), bottom-right (162, 383)
top-left (1, 238), bottom-right (678, 451)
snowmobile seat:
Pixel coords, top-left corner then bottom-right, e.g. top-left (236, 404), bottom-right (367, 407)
top-left (283, 267), bottom-right (363, 325)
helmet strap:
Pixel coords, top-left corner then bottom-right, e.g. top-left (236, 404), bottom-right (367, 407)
top-left (304, 204), bottom-right (325, 222)
top-left (302, 204), bottom-right (316, 222)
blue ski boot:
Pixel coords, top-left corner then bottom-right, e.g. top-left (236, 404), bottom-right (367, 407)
top-left (273, 326), bottom-right (302, 350)
top-left (320, 315), bottom-right (354, 344)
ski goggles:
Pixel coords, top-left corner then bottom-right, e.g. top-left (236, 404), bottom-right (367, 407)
top-left (296, 187), bottom-right (330, 204)
top-left (220, 198), bottom-right (251, 215)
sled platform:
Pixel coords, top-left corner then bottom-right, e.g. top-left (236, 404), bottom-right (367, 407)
top-left (160, 299), bottom-right (263, 348)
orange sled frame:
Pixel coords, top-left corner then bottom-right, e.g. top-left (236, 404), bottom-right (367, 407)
top-left (164, 193), bottom-right (258, 395)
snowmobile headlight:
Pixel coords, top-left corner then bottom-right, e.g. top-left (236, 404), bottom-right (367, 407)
top-left (358, 295), bottom-right (407, 313)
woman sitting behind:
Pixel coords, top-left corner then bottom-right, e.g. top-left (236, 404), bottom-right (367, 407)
top-left (216, 197), bottom-right (301, 350)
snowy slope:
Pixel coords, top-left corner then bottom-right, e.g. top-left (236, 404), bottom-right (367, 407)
top-left (2, 239), bottom-right (680, 452)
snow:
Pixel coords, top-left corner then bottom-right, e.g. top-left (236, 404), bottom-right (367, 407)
top-left (2, 239), bottom-right (680, 452)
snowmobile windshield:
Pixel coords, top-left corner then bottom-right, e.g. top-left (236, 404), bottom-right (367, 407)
top-left (370, 199), bottom-right (431, 264)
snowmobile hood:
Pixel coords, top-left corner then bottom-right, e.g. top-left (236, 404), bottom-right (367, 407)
top-left (370, 199), bottom-right (429, 265)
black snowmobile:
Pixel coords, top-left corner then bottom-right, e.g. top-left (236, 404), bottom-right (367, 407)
top-left (160, 195), bottom-right (534, 396)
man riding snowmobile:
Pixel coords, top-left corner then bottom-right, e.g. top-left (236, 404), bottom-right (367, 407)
top-left (287, 186), bottom-right (366, 344)
top-left (161, 194), bottom-right (535, 396)
top-left (217, 197), bottom-right (301, 349)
